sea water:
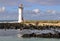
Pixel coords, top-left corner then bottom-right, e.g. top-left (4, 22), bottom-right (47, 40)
top-left (0, 36), bottom-right (60, 41)
top-left (0, 29), bottom-right (60, 41)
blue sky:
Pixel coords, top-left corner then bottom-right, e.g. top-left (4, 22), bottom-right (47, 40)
top-left (0, 0), bottom-right (60, 20)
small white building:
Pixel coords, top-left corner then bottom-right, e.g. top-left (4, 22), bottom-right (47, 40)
top-left (18, 4), bottom-right (23, 23)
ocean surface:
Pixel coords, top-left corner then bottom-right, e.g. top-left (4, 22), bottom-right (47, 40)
top-left (0, 29), bottom-right (60, 41)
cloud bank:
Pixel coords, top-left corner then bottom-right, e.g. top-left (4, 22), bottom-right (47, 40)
top-left (0, 0), bottom-right (18, 6)
top-left (26, 0), bottom-right (60, 5)
top-left (1, 0), bottom-right (60, 6)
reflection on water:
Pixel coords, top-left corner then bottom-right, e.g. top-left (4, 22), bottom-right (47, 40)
top-left (0, 29), bottom-right (60, 36)
top-left (0, 29), bottom-right (20, 36)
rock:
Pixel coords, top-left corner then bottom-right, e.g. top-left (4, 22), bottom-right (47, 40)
top-left (21, 32), bottom-right (60, 38)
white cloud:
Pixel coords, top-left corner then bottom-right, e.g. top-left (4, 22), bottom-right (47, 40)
top-left (47, 10), bottom-right (56, 14)
top-left (0, 6), bottom-right (5, 12)
top-left (32, 9), bottom-right (40, 13)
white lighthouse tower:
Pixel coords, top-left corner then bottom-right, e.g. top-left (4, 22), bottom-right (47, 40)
top-left (18, 4), bottom-right (23, 23)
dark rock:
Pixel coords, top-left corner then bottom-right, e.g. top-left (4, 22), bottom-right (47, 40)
top-left (21, 32), bottom-right (60, 38)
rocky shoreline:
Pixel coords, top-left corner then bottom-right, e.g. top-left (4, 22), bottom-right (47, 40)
top-left (19, 29), bottom-right (60, 38)
top-left (0, 23), bottom-right (60, 38)
top-left (22, 32), bottom-right (60, 38)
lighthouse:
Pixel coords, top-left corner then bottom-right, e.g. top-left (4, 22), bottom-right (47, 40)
top-left (18, 4), bottom-right (23, 23)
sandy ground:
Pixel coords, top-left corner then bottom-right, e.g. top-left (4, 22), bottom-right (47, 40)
top-left (24, 23), bottom-right (60, 26)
